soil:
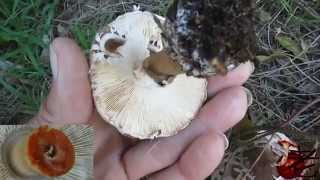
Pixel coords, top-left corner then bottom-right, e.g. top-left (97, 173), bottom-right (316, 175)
top-left (163, 0), bottom-right (257, 76)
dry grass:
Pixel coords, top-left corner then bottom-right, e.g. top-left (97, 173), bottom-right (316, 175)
top-left (214, 0), bottom-right (320, 178)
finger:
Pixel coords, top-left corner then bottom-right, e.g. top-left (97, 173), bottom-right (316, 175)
top-left (32, 38), bottom-right (93, 124)
top-left (149, 131), bottom-right (225, 180)
top-left (93, 115), bottom-right (129, 180)
top-left (93, 111), bottom-right (137, 180)
top-left (207, 61), bottom-right (254, 97)
top-left (123, 86), bottom-right (248, 179)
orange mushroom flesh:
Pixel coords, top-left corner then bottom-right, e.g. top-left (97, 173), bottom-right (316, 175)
top-left (27, 126), bottom-right (75, 177)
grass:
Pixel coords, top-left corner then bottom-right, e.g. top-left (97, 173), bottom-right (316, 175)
top-left (0, 0), bottom-right (319, 178)
top-left (0, 0), bottom-right (58, 123)
top-left (250, 0), bottom-right (320, 131)
top-left (0, 0), bottom-right (172, 124)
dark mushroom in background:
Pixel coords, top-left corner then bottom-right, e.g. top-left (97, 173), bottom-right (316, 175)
top-left (145, 0), bottom-right (257, 82)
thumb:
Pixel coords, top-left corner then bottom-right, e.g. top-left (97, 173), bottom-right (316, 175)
top-left (32, 38), bottom-right (93, 124)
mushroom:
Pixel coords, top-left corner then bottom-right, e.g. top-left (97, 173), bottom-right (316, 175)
top-left (90, 0), bottom-right (256, 139)
top-left (253, 132), bottom-right (318, 179)
top-left (22, 126), bottom-right (75, 177)
top-left (0, 125), bottom-right (93, 180)
top-left (90, 8), bottom-right (207, 139)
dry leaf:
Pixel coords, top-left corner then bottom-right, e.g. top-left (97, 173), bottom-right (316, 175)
top-left (276, 35), bottom-right (302, 56)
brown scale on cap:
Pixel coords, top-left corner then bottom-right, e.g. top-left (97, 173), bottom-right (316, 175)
top-left (144, 0), bottom-right (257, 82)
top-left (105, 38), bottom-right (125, 55)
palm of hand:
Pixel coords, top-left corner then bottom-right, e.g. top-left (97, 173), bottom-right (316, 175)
top-left (32, 38), bottom-right (252, 180)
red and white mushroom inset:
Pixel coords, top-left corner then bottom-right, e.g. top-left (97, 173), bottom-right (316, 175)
top-left (259, 132), bottom-right (319, 179)
top-left (276, 140), bottom-right (318, 179)
top-left (25, 126), bottom-right (75, 177)
top-left (0, 125), bottom-right (93, 180)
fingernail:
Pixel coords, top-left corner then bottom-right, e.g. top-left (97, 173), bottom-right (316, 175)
top-left (49, 44), bottom-right (58, 79)
top-left (249, 61), bottom-right (255, 74)
top-left (217, 132), bottom-right (229, 150)
top-left (243, 87), bottom-right (253, 107)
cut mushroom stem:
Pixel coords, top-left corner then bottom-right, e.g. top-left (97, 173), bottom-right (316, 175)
top-left (143, 50), bottom-right (184, 84)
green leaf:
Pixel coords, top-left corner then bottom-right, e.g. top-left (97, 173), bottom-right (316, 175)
top-left (256, 55), bottom-right (272, 62)
top-left (276, 35), bottom-right (302, 56)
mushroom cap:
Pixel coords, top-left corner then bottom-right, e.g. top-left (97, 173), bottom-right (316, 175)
top-left (90, 10), bottom-right (207, 139)
top-left (255, 132), bottom-right (298, 165)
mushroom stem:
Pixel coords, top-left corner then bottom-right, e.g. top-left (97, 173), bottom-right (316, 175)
top-left (143, 50), bottom-right (183, 84)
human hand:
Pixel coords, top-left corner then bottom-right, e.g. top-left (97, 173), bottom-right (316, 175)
top-left (32, 38), bottom-right (254, 180)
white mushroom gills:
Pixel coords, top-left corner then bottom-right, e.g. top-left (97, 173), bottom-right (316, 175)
top-left (90, 10), bottom-right (207, 139)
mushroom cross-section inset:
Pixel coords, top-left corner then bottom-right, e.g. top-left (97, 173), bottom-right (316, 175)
top-left (90, 10), bottom-right (207, 139)
top-left (0, 125), bottom-right (93, 180)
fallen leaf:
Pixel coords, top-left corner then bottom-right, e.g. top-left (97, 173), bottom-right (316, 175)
top-left (276, 35), bottom-right (302, 56)
top-left (256, 55), bottom-right (272, 62)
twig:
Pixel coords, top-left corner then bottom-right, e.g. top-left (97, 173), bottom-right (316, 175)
top-left (245, 98), bottom-right (320, 143)
top-left (300, 113), bottom-right (320, 132)
top-left (278, 98), bottom-right (320, 129)
top-left (252, 60), bottom-right (320, 77)
top-left (290, 58), bottom-right (320, 87)
top-left (241, 134), bottom-right (275, 179)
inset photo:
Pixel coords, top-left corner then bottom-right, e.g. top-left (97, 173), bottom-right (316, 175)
top-left (0, 125), bottom-right (93, 180)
